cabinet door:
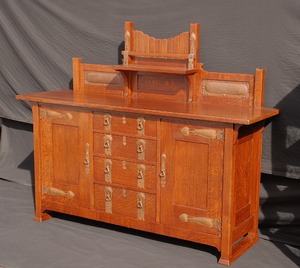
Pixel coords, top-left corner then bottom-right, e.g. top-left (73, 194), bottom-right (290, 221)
top-left (39, 106), bottom-right (92, 208)
top-left (160, 120), bottom-right (224, 235)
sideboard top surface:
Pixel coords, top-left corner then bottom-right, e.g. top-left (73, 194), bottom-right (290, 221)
top-left (17, 89), bottom-right (279, 125)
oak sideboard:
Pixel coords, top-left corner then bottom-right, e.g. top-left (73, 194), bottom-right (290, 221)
top-left (17, 21), bottom-right (279, 265)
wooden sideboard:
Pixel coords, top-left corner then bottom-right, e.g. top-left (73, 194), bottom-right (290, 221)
top-left (17, 21), bottom-right (279, 265)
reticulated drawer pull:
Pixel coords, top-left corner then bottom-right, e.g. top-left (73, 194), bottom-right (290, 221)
top-left (137, 164), bottom-right (145, 188)
top-left (137, 117), bottom-right (145, 135)
top-left (137, 192), bottom-right (145, 221)
top-left (42, 185), bottom-right (75, 199)
top-left (105, 186), bottom-right (112, 213)
top-left (136, 139), bottom-right (146, 160)
top-left (103, 113), bottom-right (112, 130)
top-left (104, 159), bottom-right (112, 183)
top-left (40, 110), bottom-right (73, 120)
top-left (179, 213), bottom-right (215, 228)
top-left (103, 135), bottom-right (113, 155)
top-left (160, 154), bottom-right (167, 187)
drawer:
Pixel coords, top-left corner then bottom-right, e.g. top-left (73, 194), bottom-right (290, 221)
top-left (94, 157), bottom-right (156, 192)
top-left (94, 185), bottom-right (156, 223)
top-left (94, 133), bottom-right (157, 163)
top-left (94, 112), bottom-right (157, 137)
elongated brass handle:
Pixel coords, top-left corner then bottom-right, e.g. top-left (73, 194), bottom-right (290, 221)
top-left (42, 185), bottom-right (75, 199)
top-left (180, 127), bottom-right (224, 141)
top-left (181, 126), bottom-right (217, 139)
top-left (40, 110), bottom-right (73, 120)
top-left (160, 154), bottom-right (166, 187)
top-left (179, 213), bottom-right (214, 228)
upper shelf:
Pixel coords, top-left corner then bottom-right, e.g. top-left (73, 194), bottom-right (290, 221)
top-left (114, 64), bottom-right (198, 75)
top-left (122, 51), bottom-right (189, 60)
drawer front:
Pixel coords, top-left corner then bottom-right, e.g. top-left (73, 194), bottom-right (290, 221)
top-left (94, 157), bottom-right (156, 191)
top-left (94, 185), bottom-right (156, 222)
top-left (94, 112), bottom-right (157, 137)
top-left (94, 133), bottom-right (157, 162)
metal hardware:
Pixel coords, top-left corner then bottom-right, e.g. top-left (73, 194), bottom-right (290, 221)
top-left (122, 115), bottom-right (126, 124)
top-left (42, 185), bottom-right (75, 199)
top-left (188, 32), bottom-right (196, 69)
top-left (103, 135), bottom-right (113, 155)
top-left (137, 193), bottom-right (145, 220)
top-left (122, 189), bottom-right (127, 197)
top-left (137, 118), bottom-right (146, 135)
top-left (103, 114), bottom-right (112, 130)
top-left (40, 110), bottom-right (73, 120)
top-left (124, 30), bottom-right (130, 66)
top-left (137, 164), bottom-right (145, 188)
top-left (104, 159), bottom-right (112, 183)
top-left (123, 136), bottom-right (127, 146)
top-left (84, 143), bottom-right (90, 175)
top-left (217, 130), bottom-right (225, 142)
top-left (136, 139), bottom-right (146, 160)
top-left (188, 53), bottom-right (195, 70)
top-left (160, 154), bottom-right (167, 187)
top-left (105, 186), bottom-right (112, 213)
top-left (122, 161), bottom-right (127, 169)
top-left (179, 213), bottom-right (221, 230)
top-left (181, 126), bottom-right (224, 141)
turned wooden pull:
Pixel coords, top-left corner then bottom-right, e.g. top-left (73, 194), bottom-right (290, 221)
top-left (179, 213), bottom-right (214, 228)
top-left (42, 186), bottom-right (75, 199)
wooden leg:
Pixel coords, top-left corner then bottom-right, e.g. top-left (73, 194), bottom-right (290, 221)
top-left (218, 233), bottom-right (259, 265)
top-left (34, 211), bottom-right (52, 222)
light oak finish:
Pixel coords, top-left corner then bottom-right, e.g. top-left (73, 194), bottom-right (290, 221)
top-left (17, 21), bottom-right (279, 265)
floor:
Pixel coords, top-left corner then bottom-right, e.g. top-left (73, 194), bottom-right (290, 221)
top-left (0, 179), bottom-right (299, 268)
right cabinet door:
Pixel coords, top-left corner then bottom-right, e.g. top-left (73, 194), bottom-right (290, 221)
top-left (160, 119), bottom-right (224, 236)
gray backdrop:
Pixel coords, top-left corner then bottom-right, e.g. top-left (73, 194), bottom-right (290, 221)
top-left (0, 0), bottom-right (299, 249)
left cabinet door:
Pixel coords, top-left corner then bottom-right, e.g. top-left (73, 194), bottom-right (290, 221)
top-left (38, 106), bottom-right (92, 209)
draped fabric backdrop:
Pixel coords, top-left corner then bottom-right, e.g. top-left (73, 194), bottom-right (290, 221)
top-left (0, 0), bottom-right (299, 246)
